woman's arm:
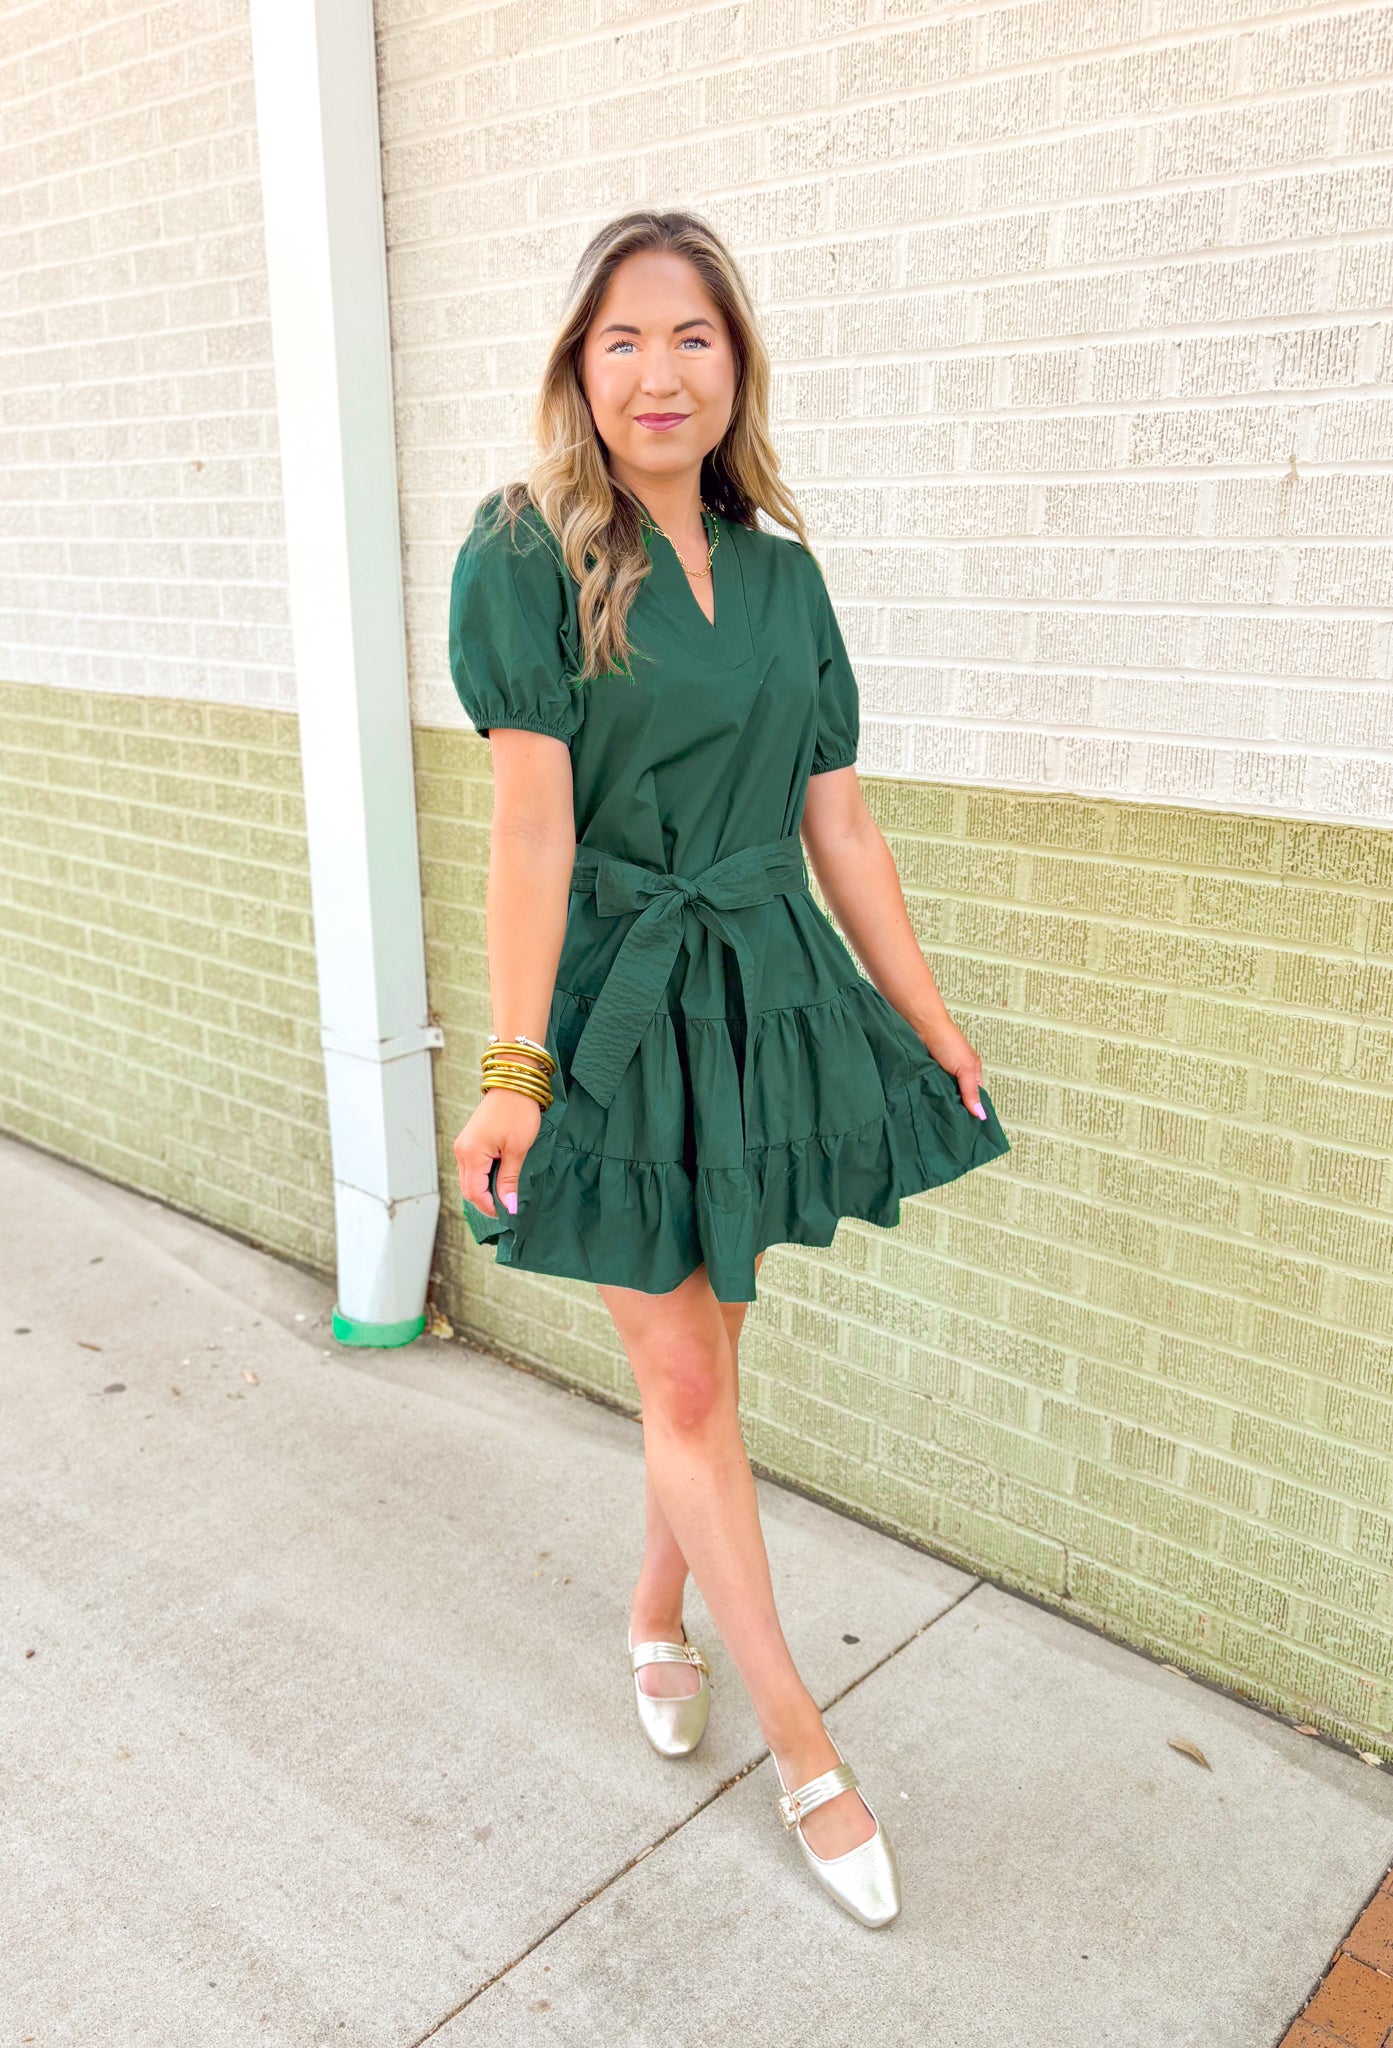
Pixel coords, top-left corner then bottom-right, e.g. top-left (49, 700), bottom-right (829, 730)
top-left (800, 764), bottom-right (988, 1120)
top-left (455, 729), bottom-right (576, 1217)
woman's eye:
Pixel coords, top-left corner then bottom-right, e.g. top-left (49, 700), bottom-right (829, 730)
top-left (604, 336), bottom-right (711, 354)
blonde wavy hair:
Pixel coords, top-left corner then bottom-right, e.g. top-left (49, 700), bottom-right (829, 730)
top-left (484, 209), bottom-right (814, 686)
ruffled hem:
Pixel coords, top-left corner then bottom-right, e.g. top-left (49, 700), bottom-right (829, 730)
top-left (462, 1060), bottom-right (1010, 1304)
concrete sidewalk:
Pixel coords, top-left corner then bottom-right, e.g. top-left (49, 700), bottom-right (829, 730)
top-left (3, 1132), bottom-right (1390, 2048)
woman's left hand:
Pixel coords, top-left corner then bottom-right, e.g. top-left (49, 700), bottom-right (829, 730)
top-left (917, 1015), bottom-right (989, 1121)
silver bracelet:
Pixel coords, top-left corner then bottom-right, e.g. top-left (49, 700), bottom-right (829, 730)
top-left (488, 1031), bottom-right (551, 1057)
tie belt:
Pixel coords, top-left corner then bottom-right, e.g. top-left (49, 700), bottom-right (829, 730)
top-left (567, 834), bottom-right (810, 1125)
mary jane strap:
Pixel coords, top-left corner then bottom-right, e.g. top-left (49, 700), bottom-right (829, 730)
top-left (777, 1759), bottom-right (860, 1831)
top-left (630, 1638), bottom-right (709, 1678)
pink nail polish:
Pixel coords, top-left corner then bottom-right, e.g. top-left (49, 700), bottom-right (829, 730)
top-left (973, 1104), bottom-right (987, 1120)
top-left (502, 1191), bottom-right (517, 1212)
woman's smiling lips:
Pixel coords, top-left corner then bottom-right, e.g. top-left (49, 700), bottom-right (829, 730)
top-left (633, 412), bottom-right (690, 430)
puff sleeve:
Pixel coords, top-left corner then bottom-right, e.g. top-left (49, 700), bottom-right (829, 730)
top-left (806, 552), bottom-right (860, 775)
top-left (448, 493), bottom-right (585, 744)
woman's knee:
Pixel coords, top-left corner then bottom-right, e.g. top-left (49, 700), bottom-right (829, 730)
top-left (634, 1333), bottom-right (732, 1435)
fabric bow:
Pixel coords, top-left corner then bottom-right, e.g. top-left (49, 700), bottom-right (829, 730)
top-left (567, 836), bottom-right (809, 1119)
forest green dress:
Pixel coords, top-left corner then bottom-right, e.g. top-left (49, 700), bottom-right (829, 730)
top-left (448, 488), bottom-right (1010, 1302)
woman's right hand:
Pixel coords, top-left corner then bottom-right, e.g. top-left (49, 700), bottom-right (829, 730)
top-left (454, 1087), bottom-right (543, 1218)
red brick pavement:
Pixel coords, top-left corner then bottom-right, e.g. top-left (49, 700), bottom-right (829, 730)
top-left (1279, 1868), bottom-right (1393, 2048)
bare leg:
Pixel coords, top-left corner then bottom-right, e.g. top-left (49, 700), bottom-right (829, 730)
top-left (629, 1270), bottom-right (757, 1704)
top-left (601, 1254), bottom-right (875, 1859)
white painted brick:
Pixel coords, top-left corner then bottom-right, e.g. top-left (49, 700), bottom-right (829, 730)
top-left (1113, 545), bottom-right (1276, 605)
top-left (1314, 754), bottom-right (1393, 819)
top-left (1336, 236), bottom-right (1393, 313)
top-left (8, 0), bottom-right (1390, 825)
top-left (1033, 610), bottom-right (1198, 671)
top-left (1136, 251), bottom-right (1323, 328)
top-left (907, 214), bottom-right (1051, 287)
top-left (1089, 341), bottom-right (1174, 403)
top-left (1248, 9), bottom-right (1393, 93)
top-left (1346, 81), bottom-right (1393, 156)
top-left (1314, 398), bottom-right (1393, 465)
top-left (893, 483), bottom-right (1035, 536)
top-left (974, 130), bottom-right (1140, 213)
top-left (1212, 474), bottom-right (1393, 537)
top-left (1171, 333), bottom-right (1271, 396)
top-left (0, 0), bottom-right (287, 708)
top-left (1063, 39), bottom-right (1235, 123)
top-left (835, 22), bottom-right (973, 100)
top-left (1288, 544), bottom-right (1393, 607)
top-left (1128, 403), bottom-right (1309, 469)
top-left (1272, 323), bottom-right (1374, 391)
top-left (958, 547), bottom-right (1109, 602)
top-left (981, 273), bottom-right (1135, 344)
top-left (1238, 165), bottom-right (1393, 245)
top-left (1006, 347), bottom-right (1089, 407)
top-left (1149, 96), bottom-right (1334, 183)
top-left (1059, 189), bottom-right (1227, 267)
top-left (979, 0), bottom-right (1148, 69)
top-left (1201, 614), bottom-right (1384, 681)
top-left (1040, 482), bottom-right (1206, 535)
top-left (970, 415), bottom-right (1121, 472)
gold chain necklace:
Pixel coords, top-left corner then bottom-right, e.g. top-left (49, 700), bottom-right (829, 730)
top-left (641, 502), bottom-right (718, 580)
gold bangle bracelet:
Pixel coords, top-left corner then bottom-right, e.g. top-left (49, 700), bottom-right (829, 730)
top-left (481, 1076), bottom-right (552, 1106)
top-left (481, 1055), bottom-right (554, 1082)
top-left (486, 1035), bottom-right (556, 1073)
top-left (482, 1061), bottom-right (554, 1087)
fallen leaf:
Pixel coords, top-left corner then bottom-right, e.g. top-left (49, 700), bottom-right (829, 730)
top-left (242, 1369), bottom-right (259, 1385)
top-left (1293, 1723), bottom-right (1320, 1736)
top-left (1168, 1737), bottom-right (1211, 1769)
top-left (25, 1648), bottom-right (35, 1659)
top-left (1161, 1663), bottom-right (1189, 1678)
top-left (1359, 1751), bottom-right (1385, 1767)
top-left (78, 1341), bottom-right (103, 1352)
top-left (170, 1386), bottom-right (182, 1396)
top-left (426, 1309), bottom-right (454, 1338)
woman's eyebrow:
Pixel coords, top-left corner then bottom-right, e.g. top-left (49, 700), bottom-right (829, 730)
top-left (597, 317), bottom-right (717, 336)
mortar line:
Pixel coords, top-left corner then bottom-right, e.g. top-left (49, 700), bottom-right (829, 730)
top-left (406, 1578), bottom-right (984, 2046)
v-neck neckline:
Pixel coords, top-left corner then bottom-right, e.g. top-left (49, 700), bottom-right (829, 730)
top-left (649, 506), bottom-right (720, 636)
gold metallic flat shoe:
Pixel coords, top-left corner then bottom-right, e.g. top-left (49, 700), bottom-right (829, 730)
top-left (627, 1623), bottom-right (711, 1758)
top-left (773, 1731), bottom-right (902, 1927)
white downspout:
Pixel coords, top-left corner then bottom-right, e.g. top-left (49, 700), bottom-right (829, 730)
top-left (248, 0), bottom-right (441, 1345)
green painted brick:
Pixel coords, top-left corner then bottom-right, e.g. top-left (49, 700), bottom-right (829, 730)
top-left (934, 1502), bottom-right (1068, 1593)
top-left (1338, 1273), bottom-right (1393, 1337)
top-left (1022, 853), bottom-right (1183, 921)
top-left (1133, 1535), bottom-right (1294, 1632)
top-left (1234, 1414), bottom-right (1388, 1505)
top-left (999, 1477), bottom-right (1137, 1568)
top-left (0, 681), bottom-right (332, 1271)
top-left (876, 1433), bottom-right (995, 1515)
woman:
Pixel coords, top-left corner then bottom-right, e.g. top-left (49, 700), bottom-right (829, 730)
top-left (449, 211), bottom-right (1009, 1929)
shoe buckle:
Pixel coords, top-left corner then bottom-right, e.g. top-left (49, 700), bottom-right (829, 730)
top-left (778, 1791), bottom-right (803, 1831)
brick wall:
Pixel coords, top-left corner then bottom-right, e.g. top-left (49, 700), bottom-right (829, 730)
top-left (383, 0), bottom-right (1393, 824)
top-left (0, 679), bottom-right (333, 1268)
top-left (0, 0), bottom-right (291, 707)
